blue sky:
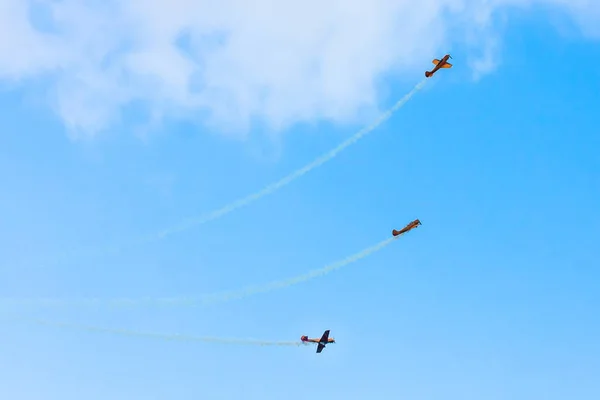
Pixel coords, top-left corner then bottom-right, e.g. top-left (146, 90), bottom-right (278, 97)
top-left (1, 4), bottom-right (600, 400)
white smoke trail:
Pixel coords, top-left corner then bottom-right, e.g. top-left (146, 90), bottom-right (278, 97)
top-left (2, 234), bottom-right (404, 310)
top-left (153, 80), bottom-right (427, 240)
top-left (35, 319), bottom-right (305, 347)
top-left (197, 235), bottom-right (398, 306)
top-left (54, 79), bottom-right (427, 263)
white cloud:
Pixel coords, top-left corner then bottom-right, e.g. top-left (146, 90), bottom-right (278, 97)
top-left (1, 0), bottom-right (598, 138)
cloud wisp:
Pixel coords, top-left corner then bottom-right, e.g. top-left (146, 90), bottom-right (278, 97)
top-left (2, 1), bottom-right (598, 138)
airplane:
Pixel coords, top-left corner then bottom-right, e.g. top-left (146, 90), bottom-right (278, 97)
top-left (301, 330), bottom-right (335, 353)
top-left (392, 219), bottom-right (421, 236)
top-left (425, 54), bottom-right (452, 78)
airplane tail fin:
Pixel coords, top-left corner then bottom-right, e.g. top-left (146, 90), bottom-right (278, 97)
top-left (425, 71), bottom-right (432, 78)
top-left (392, 229), bottom-right (400, 236)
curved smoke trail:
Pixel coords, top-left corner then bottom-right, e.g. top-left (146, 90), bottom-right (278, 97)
top-left (2, 234), bottom-right (403, 310)
top-left (35, 319), bottom-right (305, 347)
top-left (55, 79), bottom-right (427, 263)
top-left (196, 235), bottom-right (398, 307)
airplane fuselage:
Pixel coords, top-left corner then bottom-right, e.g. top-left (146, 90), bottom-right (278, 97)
top-left (301, 338), bottom-right (335, 344)
top-left (392, 219), bottom-right (421, 236)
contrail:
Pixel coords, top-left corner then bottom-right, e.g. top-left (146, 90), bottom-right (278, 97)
top-left (54, 79), bottom-right (428, 263)
top-left (34, 319), bottom-right (305, 347)
top-left (2, 234), bottom-right (405, 310)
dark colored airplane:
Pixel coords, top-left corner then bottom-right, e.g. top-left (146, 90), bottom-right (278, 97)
top-left (301, 330), bottom-right (335, 353)
top-left (392, 219), bottom-right (421, 236)
top-left (425, 54), bottom-right (452, 77)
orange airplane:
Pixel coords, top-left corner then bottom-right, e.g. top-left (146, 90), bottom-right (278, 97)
top-left (425, 54), bottom-right (452, 77)
top-left (301, 330), bottom-right (335, 353)
top-left (392, 219), bottom-right (421, 236)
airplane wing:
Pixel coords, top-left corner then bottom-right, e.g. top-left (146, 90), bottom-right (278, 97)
top-left (441, 62), bottom-right (452, 68)
top-left (432, 59), bottom-right (440, 65)
top-left (316, 343), bottom-right (325, 353)
top-left (319, 330), bottom-right (330, 343)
